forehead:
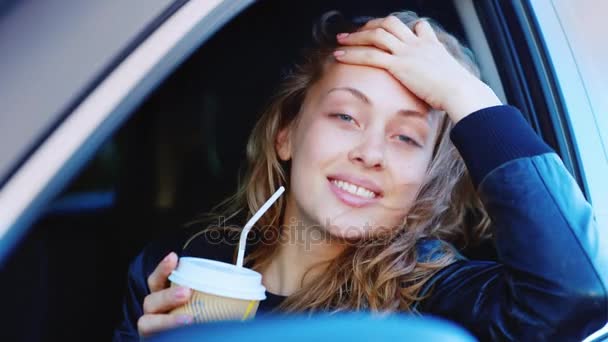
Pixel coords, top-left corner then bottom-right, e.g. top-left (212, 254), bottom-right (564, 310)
top-left (312, 63), bottom-right (431, 115)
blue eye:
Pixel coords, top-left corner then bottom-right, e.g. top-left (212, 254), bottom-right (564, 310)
top-left (332, 113), bottom-right (355, 123)
top-left (397, 135), bottom-right (420, 147)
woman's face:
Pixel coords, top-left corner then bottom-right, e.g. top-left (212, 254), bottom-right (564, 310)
top-left (277, 63), bottom-right (440, 240)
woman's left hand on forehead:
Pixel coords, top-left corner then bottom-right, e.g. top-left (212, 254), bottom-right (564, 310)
top-left (334, 16), bottom-right (501, 123)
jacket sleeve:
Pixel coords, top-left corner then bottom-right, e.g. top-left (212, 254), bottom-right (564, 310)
top-left (418, 105), bottom-right (608, 341)
top-left (112, 251), bottom-right (150, 342)
top-left (112, 228), bottom-right (195, 341)
top-left (112, 226), bottom-right (234, 341)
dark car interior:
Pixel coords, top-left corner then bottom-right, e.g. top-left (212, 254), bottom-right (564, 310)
top-left (2, 0), bottom-right (519, 340)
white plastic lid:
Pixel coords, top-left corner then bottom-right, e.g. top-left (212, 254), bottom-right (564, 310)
top-left (168, 257), bottom-right (267, 300)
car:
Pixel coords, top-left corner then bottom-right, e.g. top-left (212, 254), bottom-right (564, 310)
top-left (0, 0), bottom-right (606, 340)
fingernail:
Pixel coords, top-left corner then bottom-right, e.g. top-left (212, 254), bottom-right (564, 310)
top-left (336, 33), bottom-right (349, 39)
top-left (162, 252), bottom-right (173, 263)
top-left (333, 50), bottom-right (346, 57)
top-left (175, 287), bottom-right (189, 299)
top-left (177, 315), bottom-right (193, 325)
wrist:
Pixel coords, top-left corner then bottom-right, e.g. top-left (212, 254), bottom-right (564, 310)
top-left (444, 81), bottom-right (502, 124)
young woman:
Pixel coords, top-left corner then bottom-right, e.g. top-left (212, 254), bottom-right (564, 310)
top-left (113, 11), bottom-right (607, 341)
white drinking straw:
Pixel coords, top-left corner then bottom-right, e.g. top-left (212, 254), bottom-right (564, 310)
top-left (236, 186), bottom-right (285, 267)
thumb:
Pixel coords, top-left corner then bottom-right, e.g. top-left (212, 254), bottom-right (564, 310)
top-left (147, 252), bottom-right (178, 292)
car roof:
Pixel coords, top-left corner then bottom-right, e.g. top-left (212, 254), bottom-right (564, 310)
top-left (0, 0), bottom-right (177, 186)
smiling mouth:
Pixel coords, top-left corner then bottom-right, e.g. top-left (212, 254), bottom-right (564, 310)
top-left (331, 179), bottom-right (377, 198)
top-left (328, 178), bottom-right (380, 199)
top-left (327, 177), bottom-right (382, 208)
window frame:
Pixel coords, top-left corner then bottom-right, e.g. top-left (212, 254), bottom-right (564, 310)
top-left (474, 0), bottom-right (608, 340)
top-left (0, 0), bottom-right (255, 263)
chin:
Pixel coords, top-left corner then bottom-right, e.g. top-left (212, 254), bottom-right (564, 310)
top-left (319, 214), bottom-right (403, 242)
top-left (321, 219), bottom-right (379, 241)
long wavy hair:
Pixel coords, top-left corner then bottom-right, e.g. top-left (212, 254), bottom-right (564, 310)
top-left (186, 10), bottom-right (491, 313)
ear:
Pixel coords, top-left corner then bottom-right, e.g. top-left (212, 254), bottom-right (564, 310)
top-left (275, 126), bottom-right (292, 161)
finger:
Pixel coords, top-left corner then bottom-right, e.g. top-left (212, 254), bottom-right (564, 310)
top-left (358, 17), bottom-right (384, 31)
top-left (148, 252), bottom-right (178, 293)
top-left (137, 313), bottom-right (194, 337)
top-left (359, 15), bottom-right (416, 42)
top-left (143, 286), bottom-right (191, 314)
top-left (414, 20), bottom-right (439, 43)
top-left (337, 28), bottom-right (403, 54)
top-left (333, 46), bottom-right (396, 71)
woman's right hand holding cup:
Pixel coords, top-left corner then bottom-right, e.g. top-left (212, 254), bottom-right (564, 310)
top-left (137, 252), bottom-right (194, 337)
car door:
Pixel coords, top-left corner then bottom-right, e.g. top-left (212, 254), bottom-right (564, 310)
top-left (0, 1), bottom-right (253, 340)
top-left (0, 0), bottom-right (254, 261)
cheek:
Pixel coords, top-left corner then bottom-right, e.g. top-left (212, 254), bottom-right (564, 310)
top-left (385, 151), bottom-right (432, 200)
top-left (292, 118), bottom-right (354, 167)
top-left (287, 120), bottom-right (340, 205)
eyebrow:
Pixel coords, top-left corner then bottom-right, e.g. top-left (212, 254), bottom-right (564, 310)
top-left (325, 87), bottom-right (429, 120)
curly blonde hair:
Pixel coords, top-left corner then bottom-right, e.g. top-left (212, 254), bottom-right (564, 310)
top-left (190, 10), bottom-right (491, 313)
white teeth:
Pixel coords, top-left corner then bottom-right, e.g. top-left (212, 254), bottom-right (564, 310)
top-left (355, 187), bottom-right (368, 197)
top-left (332, 180), bottom-right (377, 199)
top-left (348, 183), bottom-right (357, 194)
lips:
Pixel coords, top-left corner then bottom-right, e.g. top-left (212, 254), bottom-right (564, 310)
top-left (327, 174), bottom-right (383, 208)
top-left (327, 174), bottom-right (383, 196)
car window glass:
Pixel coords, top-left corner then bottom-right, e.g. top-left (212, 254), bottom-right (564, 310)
top-left (550, 0), bottom-right (608, 160)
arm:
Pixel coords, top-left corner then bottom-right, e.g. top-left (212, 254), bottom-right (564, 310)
top-left (418, 105), bottom-right (608, 341)
top-left (112, 251), bottom-right (149, 341)
top-left (112, 236), bottom-right (195, 341)
top-left (112, 225), bottom-right (236, 340)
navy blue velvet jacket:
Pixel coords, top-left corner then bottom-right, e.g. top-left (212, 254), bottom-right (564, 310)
top-left (113, 106), bottom-right (608, 341)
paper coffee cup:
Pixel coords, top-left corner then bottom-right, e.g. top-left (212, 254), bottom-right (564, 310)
top-left (168, 257), bottom-right (267, 323)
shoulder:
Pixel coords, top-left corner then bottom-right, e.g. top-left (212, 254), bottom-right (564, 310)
top-left (131, 215), bottom-right (247, 281)
top-left (128, 222), bottom-right (237, 280)
top-left (130, 225), bottom-right (203, 278)
top-left (415, 238), bottom-right (465, 263)
top-left (180, 225), bottom-right (239, 263)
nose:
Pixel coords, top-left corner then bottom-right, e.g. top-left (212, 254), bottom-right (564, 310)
top-left (347, 131), bottom-right (386, 170)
